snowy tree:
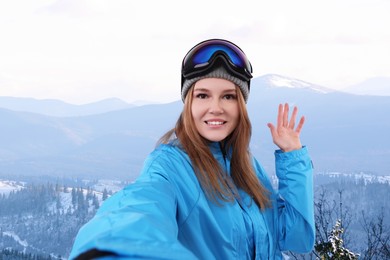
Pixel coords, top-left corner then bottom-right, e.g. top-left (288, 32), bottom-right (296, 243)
top-left (92, 194), bottom-right (100, 209)
top-left (102, 188), bottom-right (108, 201)
top-left (315, 220), bottom-right (359, 259)
top-left (71, 187), bottom-right (77, 206)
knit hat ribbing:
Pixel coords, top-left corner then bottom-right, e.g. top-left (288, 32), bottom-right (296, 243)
top-left (181, 66), bottom-right (249, 103)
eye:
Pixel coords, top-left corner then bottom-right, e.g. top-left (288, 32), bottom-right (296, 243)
top-left (223, 94), bottom-right (237, 100)
top-left (196, 93), bottom-right (208, 99)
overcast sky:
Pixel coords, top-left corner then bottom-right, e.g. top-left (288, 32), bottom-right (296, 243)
top-left (0, 0), bottom-right (389, 104)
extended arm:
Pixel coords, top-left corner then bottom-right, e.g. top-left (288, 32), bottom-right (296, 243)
top-left (268, 103), bottom-right (315, 253)
top-left (69, 167), bottom-right (196, 260)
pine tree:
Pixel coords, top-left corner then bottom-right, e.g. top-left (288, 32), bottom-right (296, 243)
top-left (315, 220), bottom-right (360, 259)
top-left (71, 187), bottom-right (77, 206)
top-left (102, 188), bottom-right (108, 201)
top-left (77, 188), bottom-right (85, 210)
top-left (56, 196), bottom-right (62, 211)
top-left (92, 194), bottom-right (100, 209)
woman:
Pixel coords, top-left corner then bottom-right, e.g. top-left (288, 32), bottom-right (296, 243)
top-left (69, 39), bottom-right (314, 259)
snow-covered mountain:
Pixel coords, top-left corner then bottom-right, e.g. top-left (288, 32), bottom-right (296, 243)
top-left (0, 170), bottom-right (388, 258)
top-left (0, 180), bottom-right (24, 195)
top-left (0, 177), bottom-right (128, 258)
top-left (0, 97), bottom-right (135, 117)
top-left (0, 179), bottom-right (124, 197)
top-left (0, 74), bottom-right (389, 180)
top-left (258, 74), bottom-right (335, 94)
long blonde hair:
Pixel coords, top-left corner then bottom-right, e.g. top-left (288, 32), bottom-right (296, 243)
top-left (158, 85), bottom-right (270, 209)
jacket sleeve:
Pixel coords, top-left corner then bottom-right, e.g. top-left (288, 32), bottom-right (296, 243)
top-left (275, 146), bottom-right (315, 253)
top-left (68, 153), bottom-right (197, 260)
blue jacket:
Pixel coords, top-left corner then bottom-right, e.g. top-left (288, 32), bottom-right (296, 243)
top-left (69, 142), bottom-right (314, 259)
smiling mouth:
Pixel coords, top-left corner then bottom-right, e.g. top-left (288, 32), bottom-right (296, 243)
top-left (205, 121), bottom-right (226, 125)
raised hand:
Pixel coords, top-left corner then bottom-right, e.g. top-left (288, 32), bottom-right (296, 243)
top-left (267, 103), bottom-right (304, 152)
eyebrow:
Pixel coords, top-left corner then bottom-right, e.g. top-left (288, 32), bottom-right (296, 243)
top-left (193, 88), bottom-right (210, 92)
top-left (193, 88), bottom-right (236, 93)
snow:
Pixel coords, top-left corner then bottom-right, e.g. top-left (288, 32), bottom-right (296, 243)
top-left (317, 171), bottom-right (390, 185)
top-left (270, 75), bottom-right (311, 88)
top-left (267, 74), bottom-right (331, 94)
top-left (0, 180), bottom-right (24, 195)
top-left (47, 191), bottom-right (74, 213)
top-left (47, 187), bottom-right (105, 214)
top-left (3, 231), bottom-right (29, 247)
top-left (85, 179), bottom-right (125, 193)
top-left (59, 192), bottom-right (73, 210)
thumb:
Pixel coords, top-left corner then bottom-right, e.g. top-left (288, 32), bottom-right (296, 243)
top-left (267, 123), bottom-right (275, 134)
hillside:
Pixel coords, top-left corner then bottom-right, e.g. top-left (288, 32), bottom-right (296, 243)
top-left (0, 74), bottom-right (389, 180)
top-left (0, 172), bottom-right (388, 258)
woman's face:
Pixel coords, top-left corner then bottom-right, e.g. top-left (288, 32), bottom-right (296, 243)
top-left (191, 78), bottom-right (239, 142)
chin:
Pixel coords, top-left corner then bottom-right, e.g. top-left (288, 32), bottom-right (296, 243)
top-left (203, 135), bottom-right (227, 142)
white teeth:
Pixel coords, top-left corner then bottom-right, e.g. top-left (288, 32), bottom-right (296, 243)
top-left (207, 121), bottom-right (224, 125)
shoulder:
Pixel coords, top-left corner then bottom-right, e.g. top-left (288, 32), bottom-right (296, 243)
top-left (139, 141), bottom-right (194, 182)
top-left (146, 142), bottom-right (188, 166)
top-left (137, 141), bottom-right (201, 211)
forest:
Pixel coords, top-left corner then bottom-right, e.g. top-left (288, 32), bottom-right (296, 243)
top-left (0, 174), bottom-right (389, 259)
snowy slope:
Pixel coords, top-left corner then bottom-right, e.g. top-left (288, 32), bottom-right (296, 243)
top-left (0, 180), bottom-right (24, 195)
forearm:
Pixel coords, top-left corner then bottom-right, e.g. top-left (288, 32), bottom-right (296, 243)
top-left (69, 180), bottom-right (195, 260)
top-left (275, 146), bottom-right (315, 252)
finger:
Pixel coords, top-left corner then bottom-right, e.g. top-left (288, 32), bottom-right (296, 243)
top-left (267, 123), bottom-right (277, 138)
top-left (289, 106), bottom-right (298, 129)
top-left (295, 116), bottom-right (305, 134)
top-left (267, 122), bottom-right (275, 131)
top-left (276, 104), bottom-right (283, 129)
top-left (283, 103), bottom-right (289, 127)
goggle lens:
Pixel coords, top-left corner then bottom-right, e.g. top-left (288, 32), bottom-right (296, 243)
top-left (192, 45), bottom-right (246, 68)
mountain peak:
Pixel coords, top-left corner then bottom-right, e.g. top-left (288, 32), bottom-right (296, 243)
top-left (259, 74), bottom-right (334, 94)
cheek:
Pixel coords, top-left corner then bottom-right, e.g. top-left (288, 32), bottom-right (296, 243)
top-left (190, 104), bottom-right (197, 120)
top-left (229, 103), bottom-right (240, 118)
top-left (191, 102), bottom-right (204, 120)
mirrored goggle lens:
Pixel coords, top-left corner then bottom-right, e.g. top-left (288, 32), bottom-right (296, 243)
top-left (192, 45), bottom-right (247, 68)
top-left (182, 39), bottom-right (252, 78)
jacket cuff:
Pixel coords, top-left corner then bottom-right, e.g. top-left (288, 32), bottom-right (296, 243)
top-left (275, 146), bottom-right (308, 159)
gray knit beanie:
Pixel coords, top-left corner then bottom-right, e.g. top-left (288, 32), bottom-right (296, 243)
top-left (181, 66), bottom-right (249, 103)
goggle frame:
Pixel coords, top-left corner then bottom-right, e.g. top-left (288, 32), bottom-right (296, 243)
top-left (181, 39), bottom-right (253, 86)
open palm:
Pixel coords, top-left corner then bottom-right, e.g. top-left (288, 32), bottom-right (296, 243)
top-left (267, 103), bottom-right (304, 152)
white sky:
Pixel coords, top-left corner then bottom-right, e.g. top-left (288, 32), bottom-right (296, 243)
top-left (0, 0), bottom-right (389, 104)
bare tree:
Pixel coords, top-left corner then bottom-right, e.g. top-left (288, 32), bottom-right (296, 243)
top-left (337, 188), bottom-right (352, 247)
top-left (315, 187), bottom-right (337, 245)
top-left (361, 207), bottom-right (390, 259)
top-left (286, 186), bottom-right (356, 259)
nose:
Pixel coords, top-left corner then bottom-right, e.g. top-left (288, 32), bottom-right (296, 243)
top-left (209, 98), bottom-right (223, 114)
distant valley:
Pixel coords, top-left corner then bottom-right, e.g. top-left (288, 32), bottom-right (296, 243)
top-left (1, 74), bottom-right (389, 181)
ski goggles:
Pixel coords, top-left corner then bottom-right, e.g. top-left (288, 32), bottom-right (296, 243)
top-left (181, 39), bottom-right (253, 83)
